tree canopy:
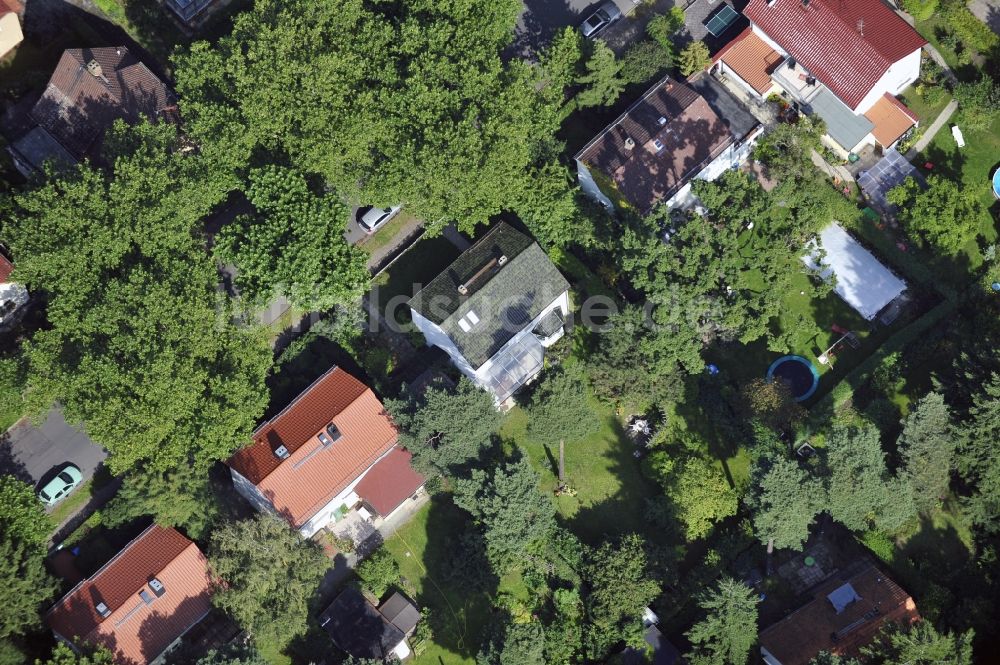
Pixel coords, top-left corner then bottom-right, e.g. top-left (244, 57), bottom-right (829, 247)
top-left (887, 176), bottom-right (984, 255)
top-left (581, 533), bottom-right (660, 659)
top-left (5, 122), bottom-right (271, 473)
top-left (685, 577), bottom-right (758, 665)
top-left (0, 536), bottom-right (56, 640)
top-left (174, 0), bottom-right (567, 236)
top-left (385, 377), bottom-right (502, 476)
top-left (899, 392), bottom-right (955, 514)
top-left (102, 462), bottom-right (220, 540)
top-left (524, 367), bottom-right (600, 444)
top-left (454, 457), bottom-right (557, 569)
top-left (35, 643), bottom-right (114, 665)
top-left (209, 515), bottom-right (328, 649)
top-left (0, 475), bottom-right (50, 547)
top-left (746, 455), bottom-right (822, 550)
top-left (215, 166), bottom-right (369, 310)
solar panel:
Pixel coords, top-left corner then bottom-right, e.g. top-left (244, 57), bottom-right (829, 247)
top-left (705, 5), bottom-right (739, 37)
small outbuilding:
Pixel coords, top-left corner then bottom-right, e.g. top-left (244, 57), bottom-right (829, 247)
top-left (802, 223), bottom-right (906, 321)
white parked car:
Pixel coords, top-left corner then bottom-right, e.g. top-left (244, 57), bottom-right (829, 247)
top-left (358, 205), bottom-right (402, 234)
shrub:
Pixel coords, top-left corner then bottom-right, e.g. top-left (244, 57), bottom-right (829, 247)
top-left (355, 547), bottom-right (400, 599)
top-left (860, 530), bottom-right (896, 563)
top-left (646, 7), bottom-right (686, 51)
top-left (620, 40), bottom-right (671, 85)
top-left (678, 41), bottom-right (711, 77)
top-left (953, 76), bottom-right (1000, 130)
top-left (901, 0), bottom-right (938, 21)
top-left (943, 0), bottom-right (1000, 53)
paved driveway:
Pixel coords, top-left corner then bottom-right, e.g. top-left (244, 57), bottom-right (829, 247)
top-left (0, 409), bottom-right (107, 490)
top-left (967, 0), bottom-right (1000, 35)
top-left (512, 0), bottom-right (637, 57)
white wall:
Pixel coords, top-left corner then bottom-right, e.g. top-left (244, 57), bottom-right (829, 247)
top-left (751, 23), bottom-right (788, 56)
top-left (411, 309), bottom-right (477, 378)
top-left (854, 48), bottom-right (921, 113)
top-left (575, 160), bottom-right (614, 211)
top-left (230, 468), bottom-right (277, 517)
top-left (717, 61), bottom-right (772, 99)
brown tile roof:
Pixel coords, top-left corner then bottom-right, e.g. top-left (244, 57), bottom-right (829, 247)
top-left (355, 447), bottom-right (425, 517)
top-left (0, 254), bottom-right (13, 283)
top-left (46, 526), bottom-right (212, 665)
top-left (0, 0), bottom-right (22, 15)
top-left (30, 47), bottom-right (174, 159)
top-left (713, 27), bottom-right (783, 95)
top-left (759, 565), bottom-right (920, 665)
top-left (864, 93), bottom-right (918, 147)
top-left (575, 76), bottom-right (735, 215)
top-left (227, 366), bottom-right (398, 528)
top-left (744, 0), bottom-right (926, 110)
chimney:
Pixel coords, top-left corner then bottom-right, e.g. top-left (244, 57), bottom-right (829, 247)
top-left (802, 0), bottom-right (810, 6)
top-left (86, 59), bottom-right (103, 78)
top-left (624, 136), bottom-right (636, 150)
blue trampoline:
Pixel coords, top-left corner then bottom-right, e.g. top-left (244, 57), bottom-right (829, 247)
top-left (766, 355), bottom-right (820, 402)
top-left (992, 167), bottom-right (1000, 200)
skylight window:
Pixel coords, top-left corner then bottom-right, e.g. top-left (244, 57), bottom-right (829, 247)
top-left (458, 309), bottom-right (480, 332)
top-left (653, 138), bottom-right (665, 152)
top-left (95, 602), bottom-right (111, 618)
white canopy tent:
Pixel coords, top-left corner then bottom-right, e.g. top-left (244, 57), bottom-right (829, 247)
top-left (802, 223), bottom-right (906, 321)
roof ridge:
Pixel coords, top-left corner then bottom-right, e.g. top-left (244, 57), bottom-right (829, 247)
top-left (256, 386), bottom-right (376, 487)
top-left (46, 525), bottom-right (185, 617)
top-left (252, 365), bottom-right (346, 438)
top-left (810, 0), bottom-right (891, 68)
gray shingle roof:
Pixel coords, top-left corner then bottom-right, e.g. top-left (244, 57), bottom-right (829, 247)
top-left (807, 88), bottom-right (874, 151)
top-left (409, 223), bottom-right (569, 368)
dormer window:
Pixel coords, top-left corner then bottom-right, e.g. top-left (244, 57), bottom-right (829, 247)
top-left (658, 116), bottom-right (667, 125)
top-left (325, 423), bottom-right (342, 442)
top-left (95, 602), bottom-right (111, 618)
top-left (148, 578), bottom-right (166, 597)
top-left (653, 139), bottom-right (665, 152)
top-left (274, 445), bottom-right (290, 460)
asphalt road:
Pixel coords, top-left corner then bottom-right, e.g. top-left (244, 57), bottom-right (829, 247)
top-left (0, 409), bottom-right (107, 490)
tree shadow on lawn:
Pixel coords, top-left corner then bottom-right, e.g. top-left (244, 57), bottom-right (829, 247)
top-left (393, 494), bottom-right (497, 662)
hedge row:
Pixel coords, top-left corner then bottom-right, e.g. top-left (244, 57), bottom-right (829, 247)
top-left (809, 297), bottom-right (957, 419)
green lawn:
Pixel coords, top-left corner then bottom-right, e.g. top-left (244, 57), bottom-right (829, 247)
top-left (47, 480), bottom-right (94, 528)
top-left (357, 212), bottom-right (421, 256)
top-left (500, 399), bottom-right (662, 546)
top-left (383, 496), bottom-right (495, 665)
top-left (915, 115), bottom-right (1000, 271)
top-left (897, 84), bottom-right (952, 126)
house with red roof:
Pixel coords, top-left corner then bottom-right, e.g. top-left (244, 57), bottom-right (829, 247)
top-left (719, 0), bottom-right (926, 154)
top-left (0, 250), bottom-right (29, 330)
top-left (226, 365), bottom-right (424, 538)
top-left (759, 564), bottom-right (920, 665)
top-left (45, 525), bottom-right (213, 665)
top-left (0, 0), bottom-right (23, 60)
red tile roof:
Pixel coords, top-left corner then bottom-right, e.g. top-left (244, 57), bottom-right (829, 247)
top-left (355, 447), bottom-right (425, 517)
top-left (0, 0), bottom-right (23, 15)
top-left (31, 47), bottom-right (174, 159)
top-left (575, 76), bottom-right (735, 215)
top-left (744, 0), bottom-right (926, 109)
top-left (227, 366), bottom-right (398, 528)
top-left (46, 526), bottom-right (212, 665)
top-left (864, 92), bottom-right (918, 146)
top-left (759, 565), bottom-right (920, 665)
top-left (713, 27), bottom-right (784, 95)
top-left (0, 254), bottom-right (13, 283)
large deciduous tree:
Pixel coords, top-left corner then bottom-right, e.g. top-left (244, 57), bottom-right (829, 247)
top-left (0, 536), bottom-right (56, 640)
top-left (0, 476), bottom-right (50, 547)
top-left (209, 515), bottom-right (328, 649)
top-left (649, 455), bottom-right (738, 541)
top-left (6, 122), bottom-right (271, 473)
top-left (215, 166), bottom-right (369, 310)
top-left (174, 0), bottom-right (566, 236)
top-left (685, 577), bottom-right (758, 665)
top-left (36, 643), bottom-right (114, 665)
top-left (454, 457), bottom-right (556, 569)
top-left (887, 176), bottom-right (984, 255)
top-left (898, 392), bottom-right (955, 514)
